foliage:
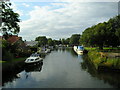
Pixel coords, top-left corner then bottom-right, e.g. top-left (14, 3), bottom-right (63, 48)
top-left (2, 39), bottom-right (13, 61)
top-left (35, 36), bottom-right (48, 46)
top-left (47, 38), bottom-right (54, 46)
top-left (61, 38), bottom-right (70, 45)
top-left (1, 39), bottom-right (10, 48)
top-left (1, 1), bottom-right (20, 39)
top-left (69, 34), bottom-right (81, 46)
top-left (2, 49), bottom-right (14, 61)
top-left (88, 50), bottom-right (120, 70)
top-left (53, 40), bottom-right (61, 45)
top-left (80, 15), bottom-right (120, 49)
top-left (65, 38), bottom-right (70, 45)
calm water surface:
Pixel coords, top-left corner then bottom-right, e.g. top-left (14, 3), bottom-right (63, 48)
top-left (2, 48), bottom-right (120, 88)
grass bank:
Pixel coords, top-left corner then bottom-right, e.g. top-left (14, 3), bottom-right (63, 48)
top-left (87, 50), bottom-right (120, 72)
top-left (0, 60), bottom-right (6, 63)
top-left (85, 47), bottom-right (120, 53)
top-left (1, 57), bottom-right (27, 63)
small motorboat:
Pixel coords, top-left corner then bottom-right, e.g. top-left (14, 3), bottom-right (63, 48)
top-left (25, 53), bottom-right (43, 64)
top-left (45, 49), bottom-right (51, 53)
top-left (73, 46), bottom-right (84, 55)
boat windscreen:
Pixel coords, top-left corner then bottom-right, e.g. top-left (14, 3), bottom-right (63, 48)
top-left (30, 59), bottom-right (34, 61)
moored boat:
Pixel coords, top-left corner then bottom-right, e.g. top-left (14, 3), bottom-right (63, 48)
top-left (25, 53), bottom-right (43, 64)
top-left (73, 46), bottom-right (84, 55)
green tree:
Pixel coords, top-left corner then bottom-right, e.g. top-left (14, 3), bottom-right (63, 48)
top-left (61, 38), bottom-right (66, 45)
top-left (47, 38), bottom-right (54, 46)
top-left (53, 40), bottom-right (60, 45)
top-left (69, 34), bottom-right (81, 46)
top-left (115, 28), bottom-right (120, 42)
top-left (65, 38), bottom-right (70, 45)
top-left (1, 1), bottom-right (20, 39)
top-left (35, 36), bottom-right (48, 46)
top-left (80, 15), bottom-right (120, 49)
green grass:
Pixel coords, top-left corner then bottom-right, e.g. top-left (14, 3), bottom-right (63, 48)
top-left (101, 58), bottom-right (120, 69)
top-left (88, 50), bottom-right (120, 70)
top-left (1, 57), bottom-right (27, 63)
top-left (0, 60), bottom-right (6, 63)
top-left (84, 47), bottom-right (98, 50)
top-left (12, 57), bottom-right (27, 61)
top-left (85, 47), bottom-right (120, 50)
top-left (85, 47), bottom-right (120, 53)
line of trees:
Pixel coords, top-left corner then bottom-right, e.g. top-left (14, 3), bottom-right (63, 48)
top-left (80, 15), bottom-right (120, 49)
top-left (35, 34), bottom-right (81, 47)
top-left (35, 15), bottom-right (120, 49)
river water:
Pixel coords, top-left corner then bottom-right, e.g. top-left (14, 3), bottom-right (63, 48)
top-left (2, 48), bottom-right (120, 88)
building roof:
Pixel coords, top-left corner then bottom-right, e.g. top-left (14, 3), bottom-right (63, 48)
top-left (7, 35), bottom-right (21, 44)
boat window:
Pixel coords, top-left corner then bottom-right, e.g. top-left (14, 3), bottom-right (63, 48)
top-left (27, 59), bottom-right (29, 61)
top-left (30, 59), bottom-right (34, 61)
top-left (35, 58), bottom-right (39, 60)
top-left (31, 54), bottom-right (39, 57)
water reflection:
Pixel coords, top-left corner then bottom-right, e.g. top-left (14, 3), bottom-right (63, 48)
top-left (2, 61), bottom-right (24, 86)
top-left (66, 48), bottom-right (120, 88)
top-left (25, 62), bottom-right (43, 73)
top-left (60, 48), bottom-right (120, 88)
top-left (81, 55), bottom-right (120, 88)
top-left (2, 61), bottom-right (43, 86)
top-left (66, 47), bottom-right (78, 57)
top-left (2, 48), bottom-right (120, 88)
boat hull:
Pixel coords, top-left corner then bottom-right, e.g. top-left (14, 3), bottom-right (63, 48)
top-left (77, 50), bottom-right (83, 54)
top-left (25, 58), bottom-right (43, 64)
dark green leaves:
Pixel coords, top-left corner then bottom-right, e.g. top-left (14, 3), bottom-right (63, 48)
top-left (1, 1), bottom-right (20, 36)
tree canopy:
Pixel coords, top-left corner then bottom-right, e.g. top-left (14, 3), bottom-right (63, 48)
top-left (47, 38), bottom-right (54, 46)
top-left (80, 15), bottom-right (120, 49)
top-left (35, 36), bottom-right (48, 46)
top-left (69, 34), bottom-right (81, 46)
top-left (0, 1), bottom-right (20, 38)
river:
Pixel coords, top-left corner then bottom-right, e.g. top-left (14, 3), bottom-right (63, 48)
top-left (2, 48), bottom-right (120, 88)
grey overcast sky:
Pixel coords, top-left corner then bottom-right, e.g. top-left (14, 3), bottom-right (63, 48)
top-left (11, 1), bottom-right (118, 40)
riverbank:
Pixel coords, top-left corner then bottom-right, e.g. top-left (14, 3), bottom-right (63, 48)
top-left (1, 57), bottom-right (27, 64)
top-left (87, 50), bottom-right (120, 72)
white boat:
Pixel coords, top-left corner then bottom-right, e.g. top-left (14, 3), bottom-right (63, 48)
top-left (73, 46), bottom-right (78, 52)
top-left (73, 46), bottom-right (84, 55)
top-left (45, 49), bottom-right (51, 53)
top-left (25, 54), bottom-right (43, 64)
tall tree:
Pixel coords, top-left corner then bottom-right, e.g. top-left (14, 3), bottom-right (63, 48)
top-left (69, 34), bottom-right (81, 46)
top-left (47, 38), bottom-right (54, 46)
top-left (35, 36), bottom-right (48, 46)
top-left (0, 1), bottom-right (20, 39)
top-left (65, 38), bottom-right (70, 45)
top-left (80, 15), bottom-right (120, 49)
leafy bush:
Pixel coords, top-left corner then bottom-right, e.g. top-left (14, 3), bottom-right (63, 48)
top-left (2, 50), bottom-right (14, 61)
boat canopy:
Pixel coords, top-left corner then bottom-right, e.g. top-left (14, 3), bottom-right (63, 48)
top-left (78, 46), bottom-right (84, 50)
top-left (30, 54), bottom-right (40, 57)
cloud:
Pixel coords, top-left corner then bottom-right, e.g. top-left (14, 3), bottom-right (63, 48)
top-left (22, 3), bottom-right (30, 7)
top-left (19, 2), bottom-right (118, 40)
top-left (12, 0), bottom-right (120, 2)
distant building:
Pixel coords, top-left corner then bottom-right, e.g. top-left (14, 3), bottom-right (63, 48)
top-left (25, 41), bottom-right (38, 46)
